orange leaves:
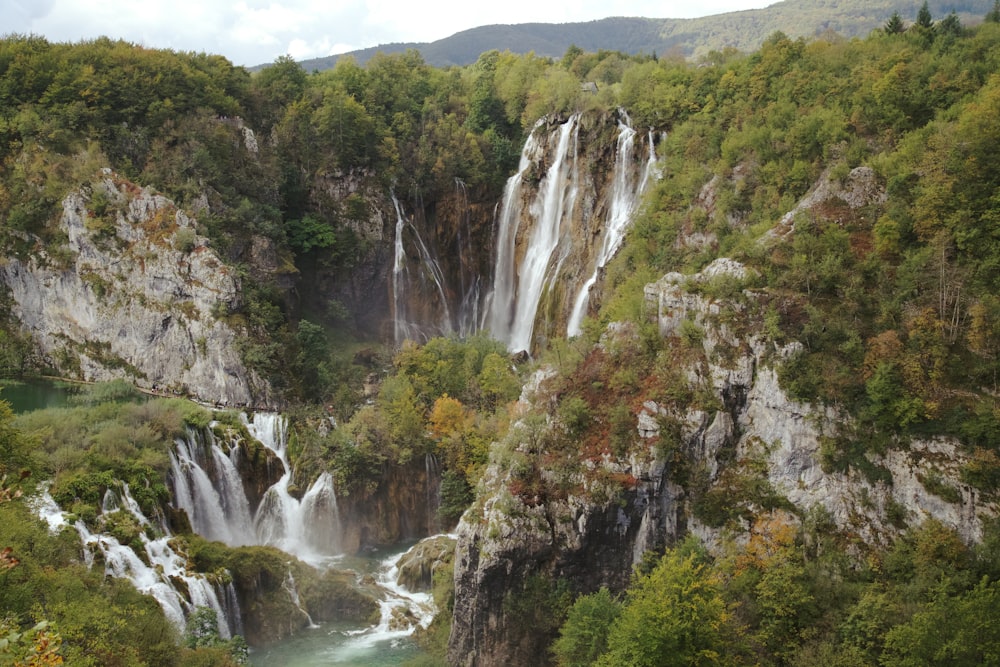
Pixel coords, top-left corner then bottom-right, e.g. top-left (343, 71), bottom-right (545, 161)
top-left (735, 511), bottom-right (800, 575)
top-left (428, 394), bottom-right (470, 441)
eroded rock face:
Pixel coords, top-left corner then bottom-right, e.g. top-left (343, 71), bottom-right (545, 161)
top-left (448, 255), bottom-right (995, 666)
top-left (336, 455), bottom-right (444, 553)
top-left (0, 172), bottom-right (267, 406)
top-left (396, 534), bottom-right (456, 592)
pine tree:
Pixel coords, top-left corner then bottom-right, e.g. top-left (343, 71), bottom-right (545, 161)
top-left (916, 1), bottom-right (933, 28)
top-left (885, 11), bottom-right (905, 34)
top-left (988, 0), bottom-right (1000, 22)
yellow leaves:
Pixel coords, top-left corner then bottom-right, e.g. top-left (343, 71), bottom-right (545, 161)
top-left (429, 394), bottom-right (470, 441)
top-left (968, 297), bottom-right (1000, 359)
top-left (736, 510), bottom-right (800, 574)
top-left (863, 330), bottom-right (904, 381)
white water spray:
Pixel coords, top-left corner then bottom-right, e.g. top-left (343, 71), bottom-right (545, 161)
top-left (246, 413), bottom-right (344, 564)
top-left (487, 114), bottom-right (582, 351)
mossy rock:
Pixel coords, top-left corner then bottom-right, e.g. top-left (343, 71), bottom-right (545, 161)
top-left (395, 535), bottom-right (456, 593)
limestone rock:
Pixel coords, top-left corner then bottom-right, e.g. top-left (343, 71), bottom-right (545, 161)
top-left (0, 173), bottom-right (267, 406)
top-left (449, 251), bottom-right (995, 666)
top-left (395, 534), bottom-right (456, 592)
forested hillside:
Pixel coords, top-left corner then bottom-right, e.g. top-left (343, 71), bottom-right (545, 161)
top-left (2, 2), bottom-right (1000, 665)
top-left (291, 0), bottom-right (993, 69)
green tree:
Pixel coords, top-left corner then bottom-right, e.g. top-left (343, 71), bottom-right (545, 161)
top-left (882, 577), bottom-right (1000, 666)
top-left (552, 587), bottom-right (621, 667)
top-left (597, 548), bottom-right (727, 666)
top-left (477, 352), bottom-right (519, 410)
top-left (916, 2), bottom-right (933, 29)
top-left (988, 1), bottom-right (1000, 22)
top-left (184, 606), bottom-right (222, 649)
top-left (885, 12), bottom-right (905, 34)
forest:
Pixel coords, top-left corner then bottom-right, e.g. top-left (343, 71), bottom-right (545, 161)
top-left (2, 1), bottom-right (1000, 665)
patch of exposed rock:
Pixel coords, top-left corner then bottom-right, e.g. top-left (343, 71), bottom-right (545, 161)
top-left (447, 253), bottom-right (994, 666)
top-left (0, 171), bottom-right (267, 406)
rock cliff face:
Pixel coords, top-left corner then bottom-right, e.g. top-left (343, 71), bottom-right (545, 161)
top-left (0, 171), bottom-right (266, 406)
top-left (337, 454), bottom-right (444, 553)
top-left (446, 169), bottom-right (996, 666)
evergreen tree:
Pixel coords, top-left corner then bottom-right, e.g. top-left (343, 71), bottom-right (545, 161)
top-left (916, 1), bottom-right (934, 28)
top-left (885, 11), bottom-right (905, 34)
top-left (988, 0), bottom-right (1000, 22)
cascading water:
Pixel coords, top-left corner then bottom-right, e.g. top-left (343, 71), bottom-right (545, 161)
top-left (32, 409), bottom-right (438, 659)
top-left (246, 412), bottom-right (344, 564)
top-left (566, 114), bottom-right (660, 336)
top-left (170, 429), bottom-right (255, 546)
top-left (392, 194), bottom-right (415, 344)
top-left (410, 221), bottom-right (453, 335)
top-left (31, 485), bottom-right (239, 639)
top-left (454, 178), bottom-right (483, 337)
top-left (484, 111), bottom-right (660, 351)
top-left (487, 114), bottom-right (582, 352)
top-left (168, 413), bottom-right (346, 563)
top-left (391, 195), bottom-right (455, 344)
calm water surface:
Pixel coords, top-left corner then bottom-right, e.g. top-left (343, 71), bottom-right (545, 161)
top-left (0, 379), bottom-right (76, 413)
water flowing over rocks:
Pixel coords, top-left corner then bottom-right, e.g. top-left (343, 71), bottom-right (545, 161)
top-left (485, 110), bottom-right (660, 353)
top-left (0, 172), bottom-right (266, 406)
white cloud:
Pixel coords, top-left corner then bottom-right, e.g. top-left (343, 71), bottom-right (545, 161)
top-left (1, 0), bottom-right (778, 66)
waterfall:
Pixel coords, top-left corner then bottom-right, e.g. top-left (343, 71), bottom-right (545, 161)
top-left (336, 544), bottom-right (436, 656)
top-left (246, 413), bottom-right (344, 564)
top-left (566, 113), bottom-right (660, 336)
top-left (409, 221), bottom-right (453, 336)
top-left (170, 429), bottom-right (255, 546)
top-left (166, 412), bottom-right (345, 564)
top-left (391, 195), bottom-right (454, 344)
top-left (32, 485), bottom-right (238, 639)
top-left (392, 194), bottom-right (414, 344)
top-left (283, 568), bottom-right (319, 629)
top-left (487, 114), bottom-right (581, 352)
top-left (455, 178), bottom-right (482, 337)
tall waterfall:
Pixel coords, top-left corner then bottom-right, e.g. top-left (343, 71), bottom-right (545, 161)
top-left (487, 114), bottom-right (582, 352)
top-left (391, 194), bottom-right (454, 345)
top-left (566, 118), bottom-right (661, 336)
top-left (392, 194), bottom-right (415, 344)
top-left (485, 111), bottom-right (658, 352)
top-left (454, 178), bottom-right (482, 337)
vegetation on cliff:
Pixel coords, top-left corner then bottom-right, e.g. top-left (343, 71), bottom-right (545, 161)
top-left (0, 394), bottom-right (258, 666)
top-left (3, 2), bottom-right (1000, 665)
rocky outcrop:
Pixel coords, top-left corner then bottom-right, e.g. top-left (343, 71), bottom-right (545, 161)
top-left (337, 454), bottom-right (444, 552)
top-left (396, 534), bottom-right (456, 592)
top-left (448, 252), bottom-right (995, 666)
top-left (0, 171), bottom-right (267, 406)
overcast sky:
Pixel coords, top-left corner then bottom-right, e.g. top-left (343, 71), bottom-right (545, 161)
top-left (2, 0), bottom-right (777, 67)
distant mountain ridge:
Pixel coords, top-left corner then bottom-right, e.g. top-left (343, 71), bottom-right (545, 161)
top-left (273, 0), bottom-right (992, 71)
